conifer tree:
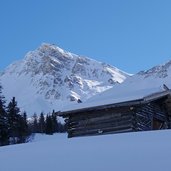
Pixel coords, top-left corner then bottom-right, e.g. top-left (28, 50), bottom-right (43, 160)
top-left (39, 112), bottom-right (45, 133)
top-left (52, 110), bottom-right (58, 133)
top-left (45, 115), bottom-right (53, 135)
top-left (7, 97), bottom-right (21, 144)
top-left (17, 112), bottom-right (30, 143)
top-left (0, 84), bottom-right (9, 146)
top-left (32, 113), bottom-right (38, 133)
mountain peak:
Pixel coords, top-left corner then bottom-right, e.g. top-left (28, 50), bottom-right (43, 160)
top-left (36, 43), bottom-right (76, 60)
top-left (138, 60), bottom-right (171, 79)
top-left (0, 43), bottom-right (129, 115)
top-left (38, 43), bottom-right (67, 55)
top-left (24, 43), bottom-right (74, 62)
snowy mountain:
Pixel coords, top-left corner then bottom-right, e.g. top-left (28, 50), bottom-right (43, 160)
top-left (0, 43), bottom-right (129, 115)
top-left (123, 60), bottom-right (171, 90)
top-left (138, 60), bottom-right (171, 78)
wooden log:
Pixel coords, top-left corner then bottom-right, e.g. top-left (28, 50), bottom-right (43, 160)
top-left (136, 103), bottom-right (167, 122)
top-left (69, 119), bottom-right (133, 132)
top-left (69, 115), bottom-right (132, 126)
top-left (69, 125), bottom-right (133, 138)
top-left (68, 114), bottom-right (133, 127)
top-left (69, 111), bottom-right (133, 123)
top-left (68, 120), bottom-right (132, 133)
top-left (136, 112), bottom-right (152, 119)
top-left (136, 121), bottom-right (152, 130)
top-left (68, 106), bottom-right (135, 122)
top-left (69, 128), bottom-right (133, 138)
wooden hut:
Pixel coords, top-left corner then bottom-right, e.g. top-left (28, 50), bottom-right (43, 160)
top-left (59, 87), bottom-right (171, 138)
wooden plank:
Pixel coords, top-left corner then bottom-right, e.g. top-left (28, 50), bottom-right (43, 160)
top-left (65, 104), bottom-right (139, 118)
top-left (68, 120), bottom-right (132, 133)
top-left (69, 125), bottom-right (133, 138)
top-left (136, 103), bottom-right (167, 122)
top-left (69, 128), bottom-right (133, 138)
top-left (68, 114), bottom-right (133, 127)
top-left (69, 110), bottom-right (133, 123)
top-left (136, 112), bottom-right (151, 119)
top-left (136, 122), bottom-right (152, 131)
top-left (69, 127), bottom-right (132, 138)
top-left (69, 115), bottom-right (132, 127)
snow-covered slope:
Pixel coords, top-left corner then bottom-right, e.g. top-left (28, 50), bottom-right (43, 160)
top-left (0, 43), bottom-right (129, 115)
top-left (0, 130), bottom-right (171, 171)
top-left (63, 60), bottom-right (171, 111)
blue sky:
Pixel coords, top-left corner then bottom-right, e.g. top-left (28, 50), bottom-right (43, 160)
top-left (1, 0), bottom-right (171, 73)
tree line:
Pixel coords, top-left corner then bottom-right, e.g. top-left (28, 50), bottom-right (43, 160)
top-left (30, 111), bottom-right (66, 135)
top-left (0, 84), bottom-right (66, 147)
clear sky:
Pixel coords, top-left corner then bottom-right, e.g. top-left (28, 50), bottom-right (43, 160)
top-left (1, 0), bottom-right (171, 74)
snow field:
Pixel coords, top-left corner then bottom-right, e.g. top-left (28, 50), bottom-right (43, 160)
top-left (0, 130), bottom-right (171, 171)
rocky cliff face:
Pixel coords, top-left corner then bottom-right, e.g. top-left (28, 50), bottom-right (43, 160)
top-left (0, 43), bottom-right (129, 114)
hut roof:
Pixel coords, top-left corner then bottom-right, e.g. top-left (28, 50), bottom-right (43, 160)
top-left (60, 85), bottom-right (171, 116)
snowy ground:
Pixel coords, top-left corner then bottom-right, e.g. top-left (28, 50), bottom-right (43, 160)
top-left (0, 130), bottom-right (171, 171)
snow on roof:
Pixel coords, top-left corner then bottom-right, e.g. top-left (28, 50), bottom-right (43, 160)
top-left (61, 84), bottom-right (170, 113)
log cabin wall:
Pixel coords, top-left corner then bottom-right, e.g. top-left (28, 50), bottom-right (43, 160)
top-left (67, 106), bottom-right (135, 138)
top-left (62, 94), bottom-right (171, 138)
